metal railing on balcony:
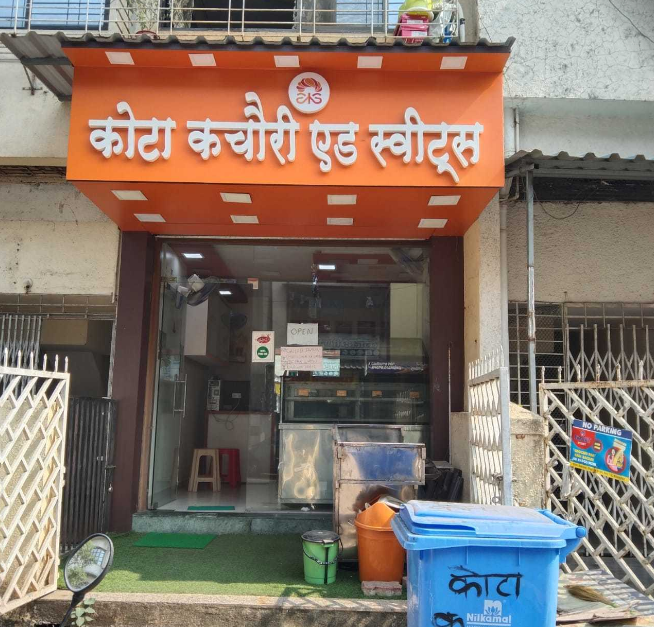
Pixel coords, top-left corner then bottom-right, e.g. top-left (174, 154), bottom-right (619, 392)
top-left (0, 0), bottom-right (462, 42)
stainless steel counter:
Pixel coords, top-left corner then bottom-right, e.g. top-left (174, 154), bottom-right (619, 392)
top-left (333, 424), bottom-right (426, 561)
top-left (278, 424), bottom-right (333, 504)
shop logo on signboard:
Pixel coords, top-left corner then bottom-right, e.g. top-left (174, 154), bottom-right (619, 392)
top-left (288, 72), bottom-right (330, 114)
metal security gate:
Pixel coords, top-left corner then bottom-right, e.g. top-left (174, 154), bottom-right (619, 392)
top-left (0, 315), bottom-right (42, 368)
top-left (0, 354), bottom-right (69, 614)
top-left (540, 375), bottom-right (654, 597)
top-left (60, 398), bottom-right (117, 552)
top-left (468, 349), bottom-right (513, 506)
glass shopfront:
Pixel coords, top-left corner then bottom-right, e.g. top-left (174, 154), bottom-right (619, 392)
top-left (149, 240), bottom-right (431, 513)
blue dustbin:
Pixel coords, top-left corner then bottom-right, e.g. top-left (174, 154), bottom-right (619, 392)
top-left (391, 502), bottom-right (586, 627)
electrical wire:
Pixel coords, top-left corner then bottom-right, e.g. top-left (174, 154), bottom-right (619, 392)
top-left (534, 182), bottom-right (603, 221)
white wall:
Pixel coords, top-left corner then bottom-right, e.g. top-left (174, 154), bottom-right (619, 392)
top-left (0, 183), bottom-right (120, 295)
top-left (503, 99), bottom-right (654, 159)
top-left (480, 0), bottom-right (654, 101)
top-left (0, 62), bottom-right (69, 165)
top-left (464, 195), bottom-right (503, 372)
top-left (506, 201), bottom-right (654, 303)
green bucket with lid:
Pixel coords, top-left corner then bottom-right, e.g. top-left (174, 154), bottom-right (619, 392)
top-left (301, 530), bottom-right (341, 585)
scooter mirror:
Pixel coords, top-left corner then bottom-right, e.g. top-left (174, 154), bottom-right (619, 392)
top-left (64, 534), bottom-right (114, 594)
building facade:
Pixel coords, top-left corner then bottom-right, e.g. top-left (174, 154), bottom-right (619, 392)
top-left (0, 0), bottom-right (652, 532)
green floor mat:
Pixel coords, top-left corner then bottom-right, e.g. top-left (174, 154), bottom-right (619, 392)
top-left (187, 505), bottom-right (236, 511)
top-left (133, 533), bottom-right (216, 549)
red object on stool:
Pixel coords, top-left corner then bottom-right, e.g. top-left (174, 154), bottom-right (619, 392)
top-left (218, 448), bottom-right (241, 488)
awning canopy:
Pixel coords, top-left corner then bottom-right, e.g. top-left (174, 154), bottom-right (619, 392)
top-left (0, 31), bottom-right (514, 102)
top-left (505, 150), bottom-right (654, 181)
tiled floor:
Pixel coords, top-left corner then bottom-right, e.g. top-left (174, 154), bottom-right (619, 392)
top-left (158, 481), bottom-right (281, 512)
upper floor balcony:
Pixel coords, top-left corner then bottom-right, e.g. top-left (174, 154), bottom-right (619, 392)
top-left (0, 0), bottom-right (464, 43)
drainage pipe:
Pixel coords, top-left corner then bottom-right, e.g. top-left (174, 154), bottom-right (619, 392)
top-left (500, 203), bottom-right (509, 366)
top-left (525, 169), bottom-right (537, 414)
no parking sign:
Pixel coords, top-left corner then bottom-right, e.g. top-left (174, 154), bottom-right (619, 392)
top-left (570, 420), bottom-right (632, 482)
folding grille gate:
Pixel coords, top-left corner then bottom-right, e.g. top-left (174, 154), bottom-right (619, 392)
top-left (468, 349), bottom-right (513, 506)
top-left (0, 355), bottom-right (70, 614)
top-left (540, 376), bottom-right (654, 597)
top-left (0, 315), bottom-right (42, 369)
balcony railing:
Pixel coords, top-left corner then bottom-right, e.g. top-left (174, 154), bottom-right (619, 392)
top-left (0, 0), bottom-right (462, 42)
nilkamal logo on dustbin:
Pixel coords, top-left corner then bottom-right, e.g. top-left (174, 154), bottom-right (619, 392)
top-left (467, 601), bottom-right (512, 626)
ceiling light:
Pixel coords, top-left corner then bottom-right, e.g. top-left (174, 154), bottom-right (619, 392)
top-left (440, 56), bottom-right (467, 70)
top-left (418, 218), bottom-right (448, 228)
top-left (106, 51), bottom-right (134, 65)
top-left (112, 189), bottom-right (147, 201)
top-left (328, 195), bottom-right (357, 205)
top-left (182, 253), bottom-right (204, 259)
top-left (189, 53), bottom-right (216, 67)
top-left (318, 264), bottom-right (337, 271)
top-left (357, 56), bottom-right (383, 69)
top-left (134, 213), bottom-right (165, 223)
top-left (231, 215), bottom-right (259, 224)
top-left (219, 290), bottom-right (232, 296)
top-left (221, 192), bottom-right (252, 204)
top-left (327, 217), bottom-right (353, 226)
top-left (274, 55), bottom-right (300, 68)
top-left (429, 195), bottom-right (461, 206)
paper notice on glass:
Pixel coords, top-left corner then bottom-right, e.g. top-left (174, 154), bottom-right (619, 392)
top-left (280, 346), bottom-right (323, 371)
top-left (252, 331), bottom-right (274, 363)
top-left (287, 322), bottom-right (319, 345)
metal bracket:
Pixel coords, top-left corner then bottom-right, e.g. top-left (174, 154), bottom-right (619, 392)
top-left (21, 67), bottom-right (42, 95)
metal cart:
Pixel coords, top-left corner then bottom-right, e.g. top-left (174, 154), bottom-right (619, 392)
top-left (332, 424), bottom-right (425, 561)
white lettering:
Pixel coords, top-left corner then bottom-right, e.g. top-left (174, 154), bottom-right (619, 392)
top-left (187, 92), bottom-right (299, 165)
top-left (89, 102), bottom-right (176, 162)
top-left (369, 108), bottom-right (483, 183)
top-left (309, 121), bottom-right (359, 172)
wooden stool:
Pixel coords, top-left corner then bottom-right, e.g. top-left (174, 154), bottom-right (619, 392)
top-left (218, 448), bottom-right (241, 488)
top-left (188, 448), bottom-right (221, 492)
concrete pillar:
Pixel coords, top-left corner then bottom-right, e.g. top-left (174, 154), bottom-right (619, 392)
top-left (447, 405), bottom-right (547, 507)
top-left (464, 194), bottom-right (502, 400)
top-left (510, 403), bottom-right (547, 508)
top-left (110, 232), bottom-right (155, 532)
top-left (449, 411), bottom-right (471, 502)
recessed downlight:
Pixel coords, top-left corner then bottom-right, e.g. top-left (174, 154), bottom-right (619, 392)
top-left (327, 217), bottom-right (354, 226)
top-left (189, 53), bottom-right (216, 67)
top-left (134, 213), bottom-right (165, 223)
top-left (231, 215), bottom-right (259, 224)
top-left (219, 290), bottom-right (233, 296)
top-left (357, 56), bottom-right (383, 69)
top-left (221, 192), bottom-right (252, 204)
top-left (429, 195), bottom-right (461, 206)
top-left (106, 51), bottom-right (134, 65)
top-left (440, 56), bottom-right (467, 70)
top-left (112, 190), bottom-right (147, 201)
top-left (418, 218), bottom-right (448, 228)
top-left (274, 55), bottom-right (300, 68)
top-left (183, 253), bottom-right (204, 259)
top-left (318, 264), bottom-right (337, 271)
top-left (328, 195), bottom-right (357, 205)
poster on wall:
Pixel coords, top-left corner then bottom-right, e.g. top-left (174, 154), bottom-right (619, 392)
top-left (252, 331), bottom-right (275, 363)
top-left (281, 346), bottom-right (323, 371)
top-left (287, 323), bottom-right (318, 345)
top-left (570, 419), bottom-right (632, 483)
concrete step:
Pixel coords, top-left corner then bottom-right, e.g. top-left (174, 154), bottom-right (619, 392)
top-left (3, 591), bottom-right (408, 627)
top-left (132, 510), bottom-right (332, 535)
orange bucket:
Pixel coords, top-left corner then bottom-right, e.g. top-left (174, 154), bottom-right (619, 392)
top-left (354, 502), bottom-right (405, 582)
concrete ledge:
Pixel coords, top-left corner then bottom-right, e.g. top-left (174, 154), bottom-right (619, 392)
top-left (132, 510), bottom-right (333, 535)
top-left (3, 590), bottom-right (408, 627)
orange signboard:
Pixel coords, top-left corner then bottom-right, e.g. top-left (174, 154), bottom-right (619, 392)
top-left (67, 66), bottom-right (505, 189)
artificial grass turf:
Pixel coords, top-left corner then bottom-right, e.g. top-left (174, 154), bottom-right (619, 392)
top-left (133, 532), bottom-right (216, 549)
top-left (59, 533), bottom-right (397, 599)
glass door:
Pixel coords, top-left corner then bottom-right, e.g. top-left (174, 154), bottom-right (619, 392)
top-left (149, 279), bottom-right (186, 509)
